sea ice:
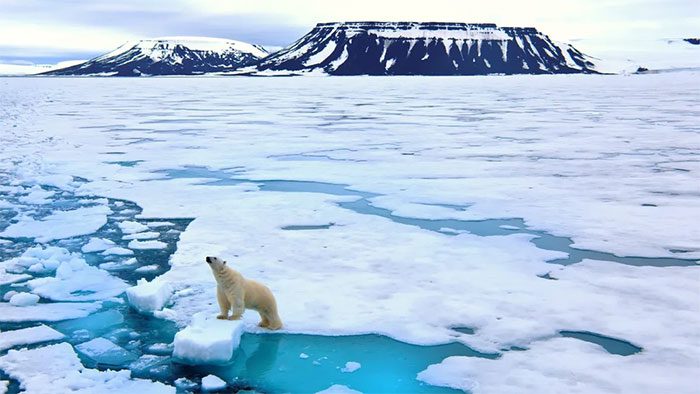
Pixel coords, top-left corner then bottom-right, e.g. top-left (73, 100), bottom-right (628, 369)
top-left (340, 361), bottom-right (361, 373)
top-left (119, 221), bottom-right (149, 234)
top-left (0, 343), bottom-right (174, 393)
top-left (134, 264), bottom-right (160, 273)
top-left (316, 385), bottom-right (362, 394)
top-left (126, 278), bottom-right (172, 313)
top-left (0, 205), bottom-right (110, 242)
top-left (101, 247), bottom-right (134, 256)
top-left (201, 374), bottom-right (226, 391)
top-left (0, 301), bottom-right (101, 322)
top-left (172, 312), bottom-right (244, 364)
top-left (128, 239), bottom-right (167, 250)
top-left (0, 325), bottom-right (64, 351)
top-left (123, 231), bottom-right (160, 240)
top-left (82, 237), bottom-right (116, 253)
top-left (0, 271), bottom-right (30, 286)
top-left (76, 337), bottom-right (138, 366)
top-left (8, 292), bottom-right (39, 306)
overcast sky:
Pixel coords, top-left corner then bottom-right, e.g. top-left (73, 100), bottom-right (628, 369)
top-left (1, 0), bottom-right (697, 64)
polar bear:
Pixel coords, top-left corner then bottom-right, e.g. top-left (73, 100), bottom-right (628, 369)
top-left (205, 256), bottom-right (282, 330)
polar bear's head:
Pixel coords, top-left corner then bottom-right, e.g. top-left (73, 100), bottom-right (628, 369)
top-left (205, 256), bottom-right (227, 273)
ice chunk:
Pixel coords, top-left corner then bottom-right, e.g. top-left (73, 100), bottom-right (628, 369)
top-left (316, 385), bottom-right (362, 394)
top-left (0, 301), bottom-right (101, 322)
top-left (123, 232), bottom-right (160, 240)
top-left (101, 247), bottom-right (134, 256)
top-left (201, 375), bottom-right (226, 391)
top-left (340, 361), bottom-right (361, 373)
top-left (0, 205), bottom-right (110, 242)
top-left (82, 237), bottom-right (116, 253)
top-left (118, 221), bottom-right (149, 234)
top-left (9, 292), bottom-right (39, 306)
top-left (99, 258), bottom-right (138, 271)
top-left (146, 343), bottom-right (173, 355)
top-left (0, 325), bottom-right (65, 351)
top-left (173, 312), bottom-right (244, 364)
top-left (0, 343), bottom-right (174, 393)
top-left (27, 256), bottom-right (127, 301)
top-left (2, 245), bottom-right (76, 274)
top-left (76, 337), bottom-right (138, 366)
top-left (54, 310), bottom-right (125, 339)
top-left (299, 352), bottom-right (309, 359)
top-left (129, 355), bottom-right (169, 375)
top-left (0, 271), bottom-right (30, 286)
top-left (134, 264), bottom-right (159, 274)
top-left (2, 291), bottom-right (18, 301)
top-left (18, 186), bottom-right (55, 204)
top-left (0, 380), bottom-right (7, 394)
top-left (126, 279), bottom-right (172, 313)
top-left (146, 221), bottom-right (175, 228)
top-left (128, 240), bottom-right (167, 250)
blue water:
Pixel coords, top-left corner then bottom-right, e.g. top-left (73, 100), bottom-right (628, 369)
top-left (559, 331), bottom-right (643, 356)
top-left (0, 175), bottom-right (651, 393)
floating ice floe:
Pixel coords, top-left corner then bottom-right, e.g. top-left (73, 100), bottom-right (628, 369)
top-left (0, 325), bottom-right (64, 351)
top-left (0, 301), bottom-right (101, 322)
top-left (126, 278), bottom-right (172, 313)
top-left (0, 271), bottom-right (30, 286)
top-left (27, 251), bottom-right (127, 301)
top-left (1, 245), bottom-right (75, 275)
top-left (18, 186), bottom-right (54, 205)
top-left (173, 312), bottom-right (244, 364)
top-left (8, 292), bottom-right (39, 306)
top-left (0, 343), bottom-right (174, 393)
top-left (0, 205), bottom-right (110, 242)
top-left (316, 385), bottom-right (362, 394)
top-left (340, 361), bottom-right (361, 373)
top-left (76, 337), bottom-right (138, 366)
top-left (99, 258), bottom-right (138, 271)
top-left (134, 264), bottom-right (160, 273)
top-left (82, 237), bottom-right (116, 253)
top-left (119, 221), bottom-right (150, 234)
top-left (128, 240), bottom-right (167, 250)
top-left (201, 375), bottom-right (226, 391)
top-left (123, 231), bottom-right (160, 240)
top-left (101, 247), bottom-right (134, 256)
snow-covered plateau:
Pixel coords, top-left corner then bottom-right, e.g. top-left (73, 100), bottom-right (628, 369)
top-left (0, 73), bottom-right (698, 393)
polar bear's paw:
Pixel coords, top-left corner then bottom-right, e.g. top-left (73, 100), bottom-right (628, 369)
top-left (216, 314), bottom-right (228, 320)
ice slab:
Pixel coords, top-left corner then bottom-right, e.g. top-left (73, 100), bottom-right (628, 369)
top-left (8, 292), bottom-right (39, 306)
top-left (126, 279), bottom-right (172, 313)
top-left (0, 380), bottom-right (7, 394)
top-left (128, 240), bottom-right (167, 250)
top-left (123, 232), bottom-right (160, 240)
top-left (54, 310), bottom-right (125, 340)
top-left (82, 237), bottom-right (116, 253)
top-left (101, 247), bottom-right (134, 256)
top-left (201, 374), bottom-right (226, 391)
top-left (27, 255), bottom-right (127, 301)
top-left (0, 205), bottom-right (110, 242)
top-left (316, 385), bottom-right (362, 394)
top-left (0, 325), bottom-right (65, 351)
top-left (134, 264), bottom-right (160, 274)
top-left (0, 271), bottom-right (30, 286)
top-left (119, 221), bottom-right (149, 234)
top-left (0, 343), bottom-right (174, 393)
top-left (76, 337), bottom-right (138, 366)
top-left (0, 301), bottom-right (101, 322)
top-left (340, 361), bottom-right (361, 373)
top-left (173, 312), bottom-right (244, 364)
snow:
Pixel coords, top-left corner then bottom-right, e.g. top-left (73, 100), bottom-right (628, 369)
top-left (200, 374), bottom-right (227, 391)
top-left (0, 60), bottom-right (84, 76)
top-left (135, 264), bottom-right (160, 273)
top-left (8, 292), bottom-right (39, 306)
top-left (18, 186), bottom-right (54, 204)
top-left (26, 251), bottom-right (127, 301)
top-left (0, 325), bottom-right (65, 351)
top-left (0, 271), bottom-right (30, 286)
top-left (128, 239), bottom-right (167, 250)
top-left (102, 247), bottom-right (134, 256)
top-left (1, 74), bottom-right (699, 392)
top-left (0, 205), bottom-right (110, 242)
top-left (340, 361), bottom-right (361, 373)
top-left (316, 385), bottom-right (362, 394)
top-left (172, 312), bottom-right (245, 364)
top-left (82, 237), bottom-right (116, 253)
top-left (0, 301), bottom-right (101, 322)
top-left (0, 343), bottom-right (174, 393)
top-left (0, 381), bottom-right (6, 394)
top-left (304, 40), bottom-right (338, 67)
top-left (126, 278), bottom-right (172, 313)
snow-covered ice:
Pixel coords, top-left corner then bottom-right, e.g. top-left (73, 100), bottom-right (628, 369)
top-left (82, 237), bottom-right (116, 253)
top-left (76, 337), bottom-right (138, 366)
top-left (200, 374), bottom-right (227, 391)
top-left (316, 385), bottom-right (362, 394)
top-left (126, 278), bottom-right (172, 313)
top-left (0, 205), bottom-right (110, 242)
top-left (8, 292), bottom-right (39, 306)
top-left (0, 74), bottom-right (698, 392)
top-left (0, 325), bottom-right (64, 351)
top-left (340, 361), bottom-right (361, 373)
top-left (172, 312), bottom-right (244, 364)
top-left (0, 343), bottom-right (173, 393)
top-left (128, 239), bottom-right (167, 250)
top-left (0, 301), bottom-right (102, 322)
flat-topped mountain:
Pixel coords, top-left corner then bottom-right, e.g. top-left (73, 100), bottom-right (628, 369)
top-left (45, 37), bottom-right (268, 76)
top-left (254, 22), bottom-right (598, 75)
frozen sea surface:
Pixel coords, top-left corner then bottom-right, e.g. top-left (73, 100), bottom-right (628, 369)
top-left (0, 74), bottom-right (699, 393)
